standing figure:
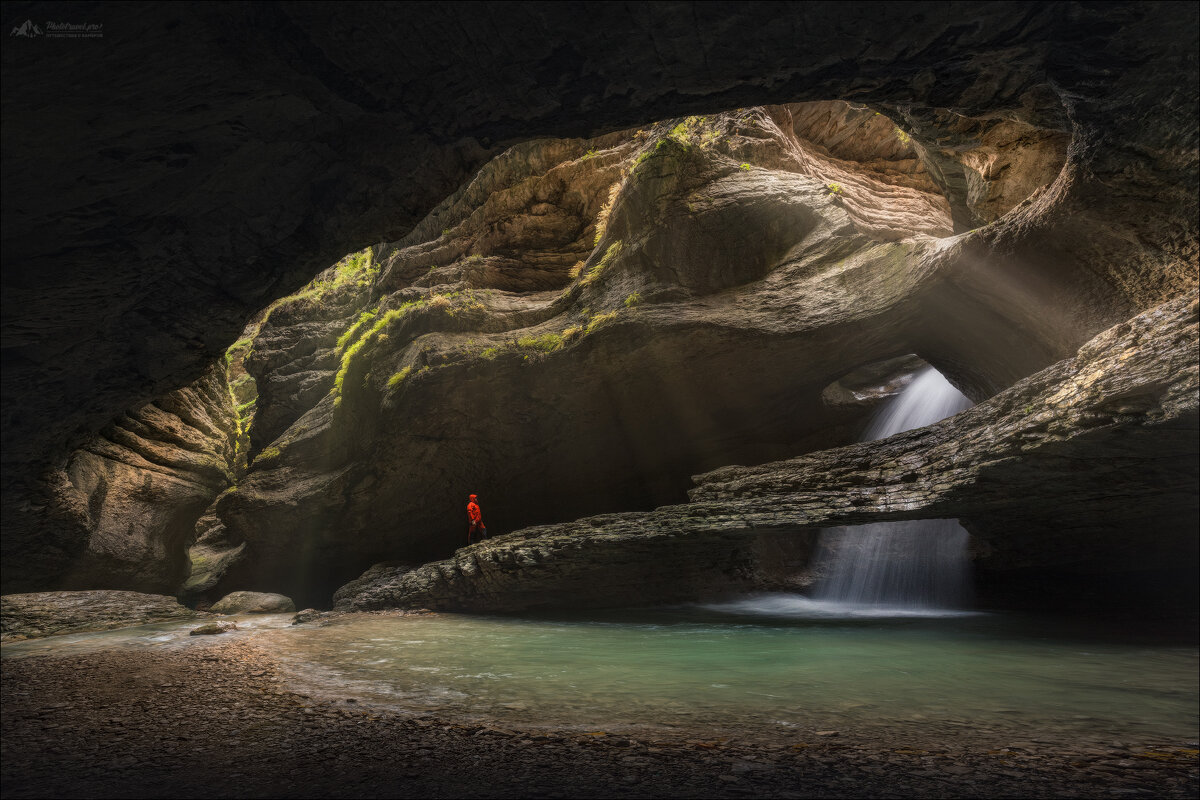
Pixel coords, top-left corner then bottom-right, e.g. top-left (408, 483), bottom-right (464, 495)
top-left (467, 493), bottom-right (487, 544)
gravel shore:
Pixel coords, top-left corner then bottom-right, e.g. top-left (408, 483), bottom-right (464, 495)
top-left (2, 639), bottom-right (1196, 798)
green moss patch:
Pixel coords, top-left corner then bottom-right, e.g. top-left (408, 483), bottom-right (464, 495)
top-left (581, 240), bottom-right (624, 286)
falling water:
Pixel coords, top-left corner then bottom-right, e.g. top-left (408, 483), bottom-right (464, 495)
top-left (813, 366), bottom-right (974, 610)
top-left (860, 367), bottom-right (975, 444)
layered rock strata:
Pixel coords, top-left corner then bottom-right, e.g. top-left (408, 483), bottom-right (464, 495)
top-left (207, 106), bottom-right (983, 605)
top-left (336, 532), bottom-right (815, 614)
top-left (0, 591), bottom-right (206, 642)
top-left (334, 295), bottom-right (1197, 612)
top-left (3, 2), bottom-right (1196, 596)
top-left (2, 364), bottom-right (237, 595)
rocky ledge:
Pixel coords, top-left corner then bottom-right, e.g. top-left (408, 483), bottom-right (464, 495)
top-left (336, 294), bottom-right (1197, 612)
top-left (0, 591), bottom-right (206, 642)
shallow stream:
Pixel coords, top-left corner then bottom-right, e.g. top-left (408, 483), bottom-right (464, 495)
top-left (4, 596), bottom-right (1196, 748)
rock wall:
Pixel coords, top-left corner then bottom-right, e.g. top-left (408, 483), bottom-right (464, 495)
top-left (3, 2), bottom-right (1197, 594)
top-left (689, 295), bottom-right (1199, 575)
top-left (1, 363), bottom-right (237, 595)
top-left (204, 106), bottom-right (978, 606)
top-left (334, 295), bottom-right (1197, 613)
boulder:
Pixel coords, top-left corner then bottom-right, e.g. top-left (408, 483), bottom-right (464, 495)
top-left (290, 609), bottom-right (325, 625)
top-left (190, 621), bottom-right (238, 636)
top-left (209, 591), bottom-right (295, 614)
top-left (0, 591), bottom-right (204, 642)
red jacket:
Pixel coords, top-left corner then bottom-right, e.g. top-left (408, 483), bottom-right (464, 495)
top-left (467, 498), bottom-right (482, 525)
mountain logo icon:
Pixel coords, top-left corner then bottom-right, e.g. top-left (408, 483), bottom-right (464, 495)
top-left (10, 19), bottom-right (43, 37)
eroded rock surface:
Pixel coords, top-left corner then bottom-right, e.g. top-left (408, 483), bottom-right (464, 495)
top-left (3, 3), bottom-right (1197, 598)
top-left (179, 501), bottom-right (246, 604)
top-left (2, 364), bottom-right (237, 596)
top-left (334, 295), bottom-right (1197, 612)
top-left (0, 591), bottom-right (205, 642)
top-left (212, 106), bottom-right (974, 605)
top-left (209, 591), bottom-right (295, 615)
top-left (337, 531), bottom-right (815, 614)
top-left (689, 294), bottom-right (1199, 574)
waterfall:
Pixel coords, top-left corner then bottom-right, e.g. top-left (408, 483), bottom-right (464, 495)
top-left (860, 367), bottom-right (975, 444)
top-left (812, 366), bottom-right (974, 610)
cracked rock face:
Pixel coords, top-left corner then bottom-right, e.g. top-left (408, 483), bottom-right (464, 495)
top-left (2, 3), bottom-right (1197, 600)
top-left (334, 295), bottom-right (1198, 613)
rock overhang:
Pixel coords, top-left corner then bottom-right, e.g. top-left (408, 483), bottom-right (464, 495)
top-left (2, 2), bottom-right (1197, 600)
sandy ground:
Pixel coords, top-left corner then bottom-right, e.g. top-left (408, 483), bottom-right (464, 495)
top-left (2, 639), bottom-right (1196, 799)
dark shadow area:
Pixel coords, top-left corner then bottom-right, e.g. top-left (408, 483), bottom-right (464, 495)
top-left (974, 566), bottom-right (1200, 626)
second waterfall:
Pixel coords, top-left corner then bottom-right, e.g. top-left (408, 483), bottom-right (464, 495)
top-left (812, 367), bottom-right (975, 610)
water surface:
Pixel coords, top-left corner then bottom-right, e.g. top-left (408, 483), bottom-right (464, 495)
top-left (4, 600), bottom-right (1195, 747)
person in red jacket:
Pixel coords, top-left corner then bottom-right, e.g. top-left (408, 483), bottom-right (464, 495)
top-left (466, 494), bottom-right (487, 544)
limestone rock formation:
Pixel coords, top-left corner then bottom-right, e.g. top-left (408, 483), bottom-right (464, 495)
top-left (0, 591), bottom-right (206, 642)
top-left (209, 591), bottom-right (295, 615)
top-left (179, 503), bottom-right (246, 604)
top-left (820, 355), bottom-right (927, 411)
top-left (2, 3), bottom-right (1196, 598)
top-left (209, 106), bottom-right (975, 605)
top-left (2, 363), bottom-right (237, 595)
top-left (189, 621), bottom-right (238, 636)
top-left (688, 294), bottom-right (1199, 575)
top-left (333, 295), bottom-right (1197, 613)
top-left (337, 531), bottom-right (818, 614)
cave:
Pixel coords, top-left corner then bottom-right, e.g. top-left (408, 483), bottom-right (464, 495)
top-left (2, 3), bottom-right (1197, 799)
